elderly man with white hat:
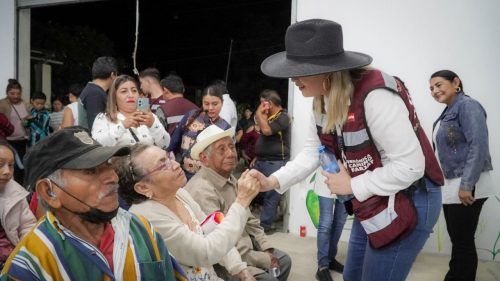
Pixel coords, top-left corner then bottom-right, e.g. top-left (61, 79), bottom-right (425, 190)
top-left (185, 125), bottom-right (291, 281)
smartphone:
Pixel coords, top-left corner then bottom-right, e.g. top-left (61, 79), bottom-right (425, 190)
top-left (136, 98), bottom-right (150, 112)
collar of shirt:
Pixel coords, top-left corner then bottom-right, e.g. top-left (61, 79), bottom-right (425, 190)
top-left (198, 166), bottom-right (237, 191)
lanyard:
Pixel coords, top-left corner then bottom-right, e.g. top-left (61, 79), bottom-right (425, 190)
top-left (335, 125), bottom-right (349, 170)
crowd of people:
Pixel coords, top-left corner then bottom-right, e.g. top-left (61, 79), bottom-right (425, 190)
top-left (0, 18), bottom-right (495, 281)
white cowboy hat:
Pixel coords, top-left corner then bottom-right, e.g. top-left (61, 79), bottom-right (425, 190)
top-left (190, 125), bottom-right (235, 160)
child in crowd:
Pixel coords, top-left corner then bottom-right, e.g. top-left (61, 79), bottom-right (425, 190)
top-left (28, 91), bottom-right (51, 147)
top-left (0, 141), bottom-right (37, 269)
top-left (49, 96), bottom-right (64, 131)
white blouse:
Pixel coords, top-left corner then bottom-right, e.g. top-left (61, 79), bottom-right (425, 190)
top-left (91, 112), bottom-right (170, 148)
top-left (273, 89), bottom-right (425, 202)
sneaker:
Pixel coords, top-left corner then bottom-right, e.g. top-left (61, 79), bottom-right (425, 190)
top-left (328, 259), bottom-right (344, 273)
top-left (315, 267), bottom-right (333, 281)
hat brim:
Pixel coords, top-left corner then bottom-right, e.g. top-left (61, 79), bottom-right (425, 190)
top-left (62, 145), bottom-right (130, 169)
top-left (190, 127), bottom-right (236, 160)
top-left (261, 50), bottom-right (373, 78)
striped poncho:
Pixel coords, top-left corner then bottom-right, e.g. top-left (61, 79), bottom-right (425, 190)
top-left (0, 209), bottom-right (187, 281)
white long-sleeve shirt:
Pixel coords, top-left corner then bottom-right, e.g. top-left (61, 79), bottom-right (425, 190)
top-left (91, 112), bottom-right (170, 148)
top-left (273, 89), bottom-right (425, 202)
top-left (219, 94), bottom-right (238, 129)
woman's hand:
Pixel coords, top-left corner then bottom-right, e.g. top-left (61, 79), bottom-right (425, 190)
top-left (236, 170), bottom-right (261, 207)
top-left (458, 189), bottom-right (475, 206)
top-left (248, 169), bottom-right (279, 192)
top-left (321, 160), bottom-right (353, 195)
top-left (122, 115), bottom-right (140, 129)
top-left (137, 111), bottom-right (155, 128)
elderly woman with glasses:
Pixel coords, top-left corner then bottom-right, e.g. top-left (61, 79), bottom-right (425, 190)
top-left (114, 144), bottom-right (260, 281)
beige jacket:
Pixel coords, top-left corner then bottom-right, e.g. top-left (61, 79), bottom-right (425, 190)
top-left (0, 98), bottom-right (31, 119)
top-left (129, 188), bottom-right (247, 276)
top-left (0, 180), bottom-right (37, 245)
top-left (185, 166), bottom-right (274, 275)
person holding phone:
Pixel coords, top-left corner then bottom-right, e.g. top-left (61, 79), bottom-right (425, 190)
top-left (92, 75), bottom-right (170, 148)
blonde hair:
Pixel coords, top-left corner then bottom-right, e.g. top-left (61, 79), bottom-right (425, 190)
top-left (313, 69), bottom-right (367, 133)
top-left (312, 71), bottom-right (351, 133)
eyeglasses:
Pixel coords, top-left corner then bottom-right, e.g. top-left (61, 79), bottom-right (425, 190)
top-left (139, 151), bottom-right (176, 178)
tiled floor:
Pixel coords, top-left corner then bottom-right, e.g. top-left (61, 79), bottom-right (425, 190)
top-left (267, 232), bottom-right (500, 281)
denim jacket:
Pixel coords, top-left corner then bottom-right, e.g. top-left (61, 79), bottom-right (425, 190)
top-left (433, 92), bottom-right (493, 191)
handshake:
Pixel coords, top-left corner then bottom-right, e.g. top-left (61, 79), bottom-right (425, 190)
top-left (235, 169), bottom-right (279, 208)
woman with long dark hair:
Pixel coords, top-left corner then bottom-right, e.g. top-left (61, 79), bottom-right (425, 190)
top-left (168, 82), bottom-right (231, 179)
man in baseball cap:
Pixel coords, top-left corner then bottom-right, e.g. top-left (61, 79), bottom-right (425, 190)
top-left (1, 126), bottom-right (187, 280)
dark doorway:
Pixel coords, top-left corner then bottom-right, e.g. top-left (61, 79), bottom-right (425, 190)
top-left (30, 0), bottom-right (291, 108)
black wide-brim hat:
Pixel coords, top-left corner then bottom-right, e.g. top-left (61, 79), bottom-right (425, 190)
top-left (24, 126), bottom-right (130, 191)
top-left (261, 19), bottom-right (373, 78)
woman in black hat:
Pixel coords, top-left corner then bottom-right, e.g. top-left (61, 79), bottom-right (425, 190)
top-left (252, 19), bottom-right (443, 281)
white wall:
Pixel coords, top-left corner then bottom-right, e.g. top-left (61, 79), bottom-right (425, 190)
top-left (0, 0), bottom-right (17, 97)
top-left (287, 0), bottom-right (500, 261)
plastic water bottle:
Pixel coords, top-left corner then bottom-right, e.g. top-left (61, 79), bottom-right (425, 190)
top-left (318, 145), bottom-right (354, 203)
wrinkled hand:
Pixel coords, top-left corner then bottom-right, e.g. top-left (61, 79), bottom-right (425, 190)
top-left (458, 189), bottom-right (475, 206)
top-left (236, 170), bottom-right (261, 207)
top-left (248, 169), bottom-right (278, 192)
top-left (321, 160), bottom-right (352, 195)
top-left (237, 269), bottom-right (256, 281)
top-left (265, 249), bottom-right (280, 267)
top-left (257, 101), bottom-right (270, 116)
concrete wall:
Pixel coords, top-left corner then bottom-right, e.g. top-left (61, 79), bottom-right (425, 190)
top-left (0, 0), bottom-right (17, 97)
top-left (287, 0), bottom-right (500, 261)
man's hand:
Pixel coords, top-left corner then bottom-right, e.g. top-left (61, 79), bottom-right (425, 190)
top-left (321, 160), bottom-right (352, 195)
top-left (236, 170), bottom-right (261, 207)
top-left (265, 249), bottom-right (280, 268)
top-left (237, 269), bottom-right (256, 281)
top-left (458, 189), bottom-right (475, 206)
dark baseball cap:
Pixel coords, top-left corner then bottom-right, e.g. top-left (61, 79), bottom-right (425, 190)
top-left (24, 126), bottom-right (130, 191)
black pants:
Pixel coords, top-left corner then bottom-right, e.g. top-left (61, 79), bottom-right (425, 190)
top-left (442, 198), bottom-right (487, 281)
top-left (7, 139), bottom-right (27, 185)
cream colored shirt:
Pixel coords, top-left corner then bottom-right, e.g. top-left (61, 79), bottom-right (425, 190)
top-left (129, 188), bottom-right (248, 277)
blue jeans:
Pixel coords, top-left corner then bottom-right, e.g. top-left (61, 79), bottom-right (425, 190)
top-left (343, 178), bottom-right (442, 281)
top-left (255, 160), bottom-right (287, 231)
top-left (317, 196), bottom-right (348, 267)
